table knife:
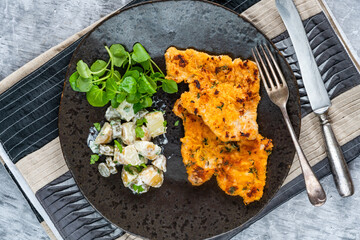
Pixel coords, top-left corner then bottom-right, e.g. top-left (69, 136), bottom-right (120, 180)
top-left (276, 0), bottom-right (354, 197)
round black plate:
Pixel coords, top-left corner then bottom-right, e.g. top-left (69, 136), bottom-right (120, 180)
top-left (59, 1), bottom-right (301, 239)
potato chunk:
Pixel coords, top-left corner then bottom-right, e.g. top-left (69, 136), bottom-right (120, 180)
top-left (95, 122), bottom-right (113, 144)
top-left (139, 166), bottom-right (164, 188)
top-left (113, 144), bottom-right (125, 165)
top-left (152, 155), bottom-right (167, 172)
top-left (145, 112), bottom-right (166, 138)
top-left (122, 145), bottom-right (143, 166)
top-left (98, 163), bottom-right (111, 177)
top-left (116, 100), bottom-right (135, 122)
top-left (134, 141), bottom-right (161, 160)
top-left (121, 122), bottom-right (136, 145)
top-left (99, 145), bottom-right (114, 156)
top-left (105, 106), bottom-right (122, 121)
top-left (110, 120), bottom-right (122, 139)
top-left (121, 166), bottom-right (139, 187)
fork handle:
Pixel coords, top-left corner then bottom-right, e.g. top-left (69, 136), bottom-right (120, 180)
top-left (280, 106), bottom-right (326, 206)
top-left (318, 111), bottom-right (354, 197)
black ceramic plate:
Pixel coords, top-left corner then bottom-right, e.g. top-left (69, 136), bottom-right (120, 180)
top-left (59, 1), bottom-right (301, 239)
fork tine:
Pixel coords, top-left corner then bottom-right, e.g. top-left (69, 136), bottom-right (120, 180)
top-left (260, 45), bottom-right (282, 88)
top-left (254, 46), bottom-right (275, 89)
top-left (252, 48), bottom-right (270, 90)
top-left (264, 45), bottom-right (287, 86)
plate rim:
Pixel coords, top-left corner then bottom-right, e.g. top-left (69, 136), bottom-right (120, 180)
top-left (59, 0), bottom-right (301, 238)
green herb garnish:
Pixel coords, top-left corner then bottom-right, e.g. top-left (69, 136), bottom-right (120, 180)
top-left (69, 43), bottom-right (178, 112)
top-left (90, 154), bottom-right (99, 164)
top-left (216, 102), bottom-right (224, 110)
top-left (135, 126), bottom-right (145, 138)
top-left (228, 186), bottom-right (237, 194)
top-left (125, 163), bottom-right (147, 174)
top-left (174, 120), bottom-right (180, 126)
top-left (114, 140), bottom-right (123, 153)
top-left (163, 120), bottom-right (167, 127)
top-left (136, 118), bottom-right (148, 126)
top-left (93, 122), bottom-right (101, 131)
top-left (132, 184), bottom-right (145, 193)
top-left (124, 164), bottom-right (134, 175)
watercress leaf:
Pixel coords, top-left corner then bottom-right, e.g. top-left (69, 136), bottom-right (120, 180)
top-left (90, 154), bottom-right (99, 164)
top-left (140, 59), bottom-right (151, 71)
top-left (162, 79), bottom-right (178, 93)
top-left (93, 122), bottom-right (101, 131)
top-left (86, 85), bottom-right (109, 107)
top-left (69, 71), bottom-right (80, 91)
top-left (132, 43), bottom-right (150, 63)
top-left (105, 77), bottom-right (118, 100)
top-left (138, 74), bottom-right (156, 94)
top-left (113, 70), bottom-right (121, 81)
top-left (76, 60), bottom-right (92, 78)
top-left (146, 75), bottom-right (157, 90)
top-left (110, 44), bottom-right (128, 67)
top-left (90, 60), bottom-right (107, 77)
top-left (141, 96), bottom-right (153, 108)
top-left (116, 92), bottom-right (127, 103)
top-left (114, 140), bottom-right (123, 153)
top-left (150, 72), bottom-right (165, 79)
top-left (130, 66), bottom-right (144, 73)
top-left (76, 76), bottom-right (93, 92)
top-left (133, 103), bottom-right (143, 113)
top-left (122, 70), bottom-right (140, 80)
top-left (120, 76), bottom-right (137, 94)
top-left (110, 44), bottom-right (127, 57)
top-left (135, 126), bottom-right (145, 138)
top-left (174, 120), bottom-right (180, 126)
top-left (111, 98), bottom-right (120, 108)
top-left (126, 92), bottom-right (141, 103)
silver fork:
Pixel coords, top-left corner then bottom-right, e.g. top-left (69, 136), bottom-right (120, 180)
top-left (252, 45), bottom-right (326, 206)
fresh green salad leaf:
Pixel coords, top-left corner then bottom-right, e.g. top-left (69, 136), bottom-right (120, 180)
top-left (69, 42), bottom-right (179, 111)
top-left (86, 85), bottom-right (108, 107)
top-left (162, 79), bottom-right (178, 93)
top-left (69, 72), bottom-right (80, 91)
top-left (90, 60), bottom-right (108, 77)
top-left (132, 43), bottom-right (151, 63)
top-left (76, 60), bottom-right (92, 78)
top-left (110, 44), bottom-right (128, 67)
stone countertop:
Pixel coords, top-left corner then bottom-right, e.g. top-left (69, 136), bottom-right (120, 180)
top-left (0, 0), bottom-right (359, 239)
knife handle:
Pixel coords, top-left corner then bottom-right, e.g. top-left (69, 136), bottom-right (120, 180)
top-left (318, 111), bottom-right (354, 197)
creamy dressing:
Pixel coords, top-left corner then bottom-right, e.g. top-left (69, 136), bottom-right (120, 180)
top-left (87, 126), bottom-right (99, 154)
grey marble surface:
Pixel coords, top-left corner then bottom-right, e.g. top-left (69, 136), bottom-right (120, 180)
top-left (0, 0), bottom-right (359, 240)
top-left (0, 164), bottom-right (49, 240)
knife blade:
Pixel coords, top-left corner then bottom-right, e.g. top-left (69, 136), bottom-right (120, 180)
top-left (276, 0), bottom-right (354, 197)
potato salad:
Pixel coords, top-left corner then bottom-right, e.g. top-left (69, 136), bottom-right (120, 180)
top-left (88, 100), bottom-right (167, 194)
